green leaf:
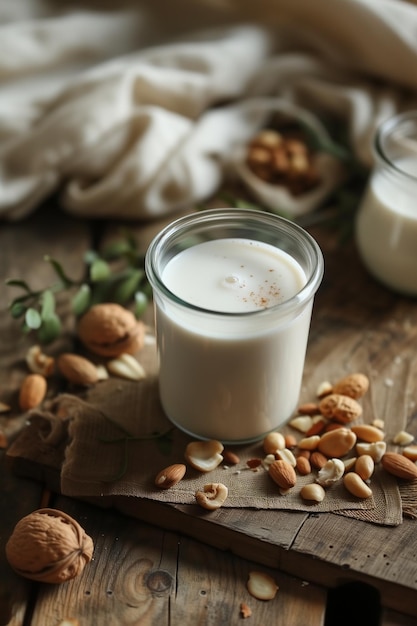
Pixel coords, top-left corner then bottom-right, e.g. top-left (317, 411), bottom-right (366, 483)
top-left (37, 314), bottom-right (61, 344)
top-left (71, 284), bottom-right (91, 316)
top-left (40, 289), bottom-right (56, 319)
top-left (84, 250), bottom-right (99, 265)
top-left (25, 308), bottom-right (42, 329)
top-left (113, 269), bottom-right (143, 304)
top-left (44, 255), bottom-right (75, 287)
top-left (134, 291), bottom-right (148, 317)
top-left (10, 302), bottom-right (27, 318)
top-left (90, 258), bottom-right (111, 282)
top-left (5, 279), bottom-right (32, 291)
top-left (102, 240), bottom-right (131, 260)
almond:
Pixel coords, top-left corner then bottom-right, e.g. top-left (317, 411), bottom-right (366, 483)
top-left (350, 424), bottom-right (385, 443)
top-left (57, 353), bottom-right (99, 386)
top-left (310, 451), bottom-right (328, 470)
top-left (296, 456), bottom-right (311, 475)
top-left (319, 394), bottom-right (362, 424)
top-left (222, 450), bottom-right (240, 465)
top-left (381, 452), bottom-right (417, 480)
top-left (318, 428), bottom-right (357, 458)
top-left (344, 472), bottom-right (373, 498)
top-left (19, 374), bottom-right (47, 411)
top-left (268, 460), bottom-right (297, 490)
top-left (297, 402), bottom-right (320, 415)
top-left (331, 373), bottom-right (369, 399)
top-left (154, 464), bottom-right (186, 489)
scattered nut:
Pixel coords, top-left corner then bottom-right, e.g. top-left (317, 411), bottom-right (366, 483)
top-left (305, 418), bottom-right (327, 437)
top-left (393, 430), bottom-right (415, 446)
top-left (350, 424), bottom-right (385, 443)
top-left (316, 458), bottom-right (345, 486)
top-left (19, 373), bottom-right (47, 411)
top-left (261, 454), bottom-right (276, 470)
top-left (0, 401), bottom-right (11, 414)
top-left (298, 435), bottom-right (320, 451)
top-left (316, 381), bottom-right (333, 398)
top-left (343, 457), bottom-right (357, 472)
top-left (310, 451), bottom-right (328, 470)
top-left (195, 483), bottom-right (228, 510)
top-left (331, 373), bottom-right (369, 399)
top-left (403, 445), bottom-right (417, 462)
top-left (263, 431), bottom-right (285, 454)
top-left (275, 448), bottom-right (297, 467)
top-left (58, 353), bottom-right (99, 386)
top-left (356, 441), bottom-right (386, 463)
top-left (268, 460), bottom-right (297, 490)
top-left (247, 571), bottom-right (279, 600)
top-left (296, 456), bottom-right (311, 475)
top-left (222, 450), bottom-right (240, 465)
top-left (297, 402), bottom-right (320, 415)
top-left (318, 428), bottom-right (357, 458)
top-left (381, 452), bottom-right (417, 480)
top-left (107, 353), bottom-right (146, 381)
top-left (355, 455), bottom-right (374, 481)
top-left (5, 508), bottom-right (94, 583)
top-left (26, 345), bottom-right (55, 377)
top-left (77, 303), bottom-right (145, 357)
top-left (289, 415), bottom-right (313, 433)
top-left (343, 472), bottom-right (373, 499)
top-left (240, 602), bottom-right (252, 618)
top-left (284, 434), bottom-right (297, 449)
top-left (319, 394), bottom-right (362, 424)
top-left (185, 440), bottom-right (224, 472)
top-left (300, 483), bottom-right (326, 503)
top-left (154, 464), bottom-right (186, 489)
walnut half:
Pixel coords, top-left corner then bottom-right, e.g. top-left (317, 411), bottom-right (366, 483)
top-left (6, 508), bottom-right (94, 584)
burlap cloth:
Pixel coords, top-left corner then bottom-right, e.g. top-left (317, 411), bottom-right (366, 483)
top-left (35, 338), bottom-right (416, 527)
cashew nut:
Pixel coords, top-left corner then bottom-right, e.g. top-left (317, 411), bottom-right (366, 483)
top-left (195, 483), bottom-right (228, 510)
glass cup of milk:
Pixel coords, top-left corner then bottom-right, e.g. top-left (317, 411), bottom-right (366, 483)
top-left (145, 208), bottom-right (324, 444)
top-left (355, 110), bottom-right (417, 296)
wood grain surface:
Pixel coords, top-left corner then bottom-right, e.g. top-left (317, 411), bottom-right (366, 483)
top-left (1, 201), bottom-right (417, 625)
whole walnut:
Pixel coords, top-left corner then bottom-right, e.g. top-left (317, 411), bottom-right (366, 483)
top-left (77, 302), bottom-right (145, 357)
top-left (5, 508), bottom-right (94, 584)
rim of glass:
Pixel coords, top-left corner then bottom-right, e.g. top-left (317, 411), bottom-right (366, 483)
top-left (375, 110), bottom-right (417, 182)
top-left (145, 208), bottom-right (324, 318)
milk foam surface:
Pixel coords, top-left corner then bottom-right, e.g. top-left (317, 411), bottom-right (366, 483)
top-left (162, 238), bottom-right (306, 313)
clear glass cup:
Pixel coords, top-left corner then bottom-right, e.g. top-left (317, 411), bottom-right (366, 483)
top-left (145, 208), bottom-right (324, 444)
top-left (355, 111), bottom-right (417, 296)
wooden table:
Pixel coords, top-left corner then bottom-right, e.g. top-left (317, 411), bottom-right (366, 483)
top-left (1, 199), bottom-right (417, 626)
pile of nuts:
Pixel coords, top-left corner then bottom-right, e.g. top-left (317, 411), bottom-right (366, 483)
top-left (2, 303), bottom-right (148, 426)
top-left (245, 128), bottom-right (321, 196)
top-left (153, 372), bottom-right (417, 509)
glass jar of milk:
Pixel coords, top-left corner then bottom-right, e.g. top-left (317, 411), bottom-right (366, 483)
top-left (355, 111), bottom-right (417, 296)
top-left (145, 208), bottom-right (323, 444)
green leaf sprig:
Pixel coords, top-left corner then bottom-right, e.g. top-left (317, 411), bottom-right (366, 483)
top-left (6, 230), bottom-right (152, 344)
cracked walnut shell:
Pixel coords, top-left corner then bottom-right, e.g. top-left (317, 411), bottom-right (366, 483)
top-left (6, 508), bottom-right (94, 584)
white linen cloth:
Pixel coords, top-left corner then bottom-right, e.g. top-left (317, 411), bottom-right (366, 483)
top-left (1, 0), bottom-right (417, 221)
